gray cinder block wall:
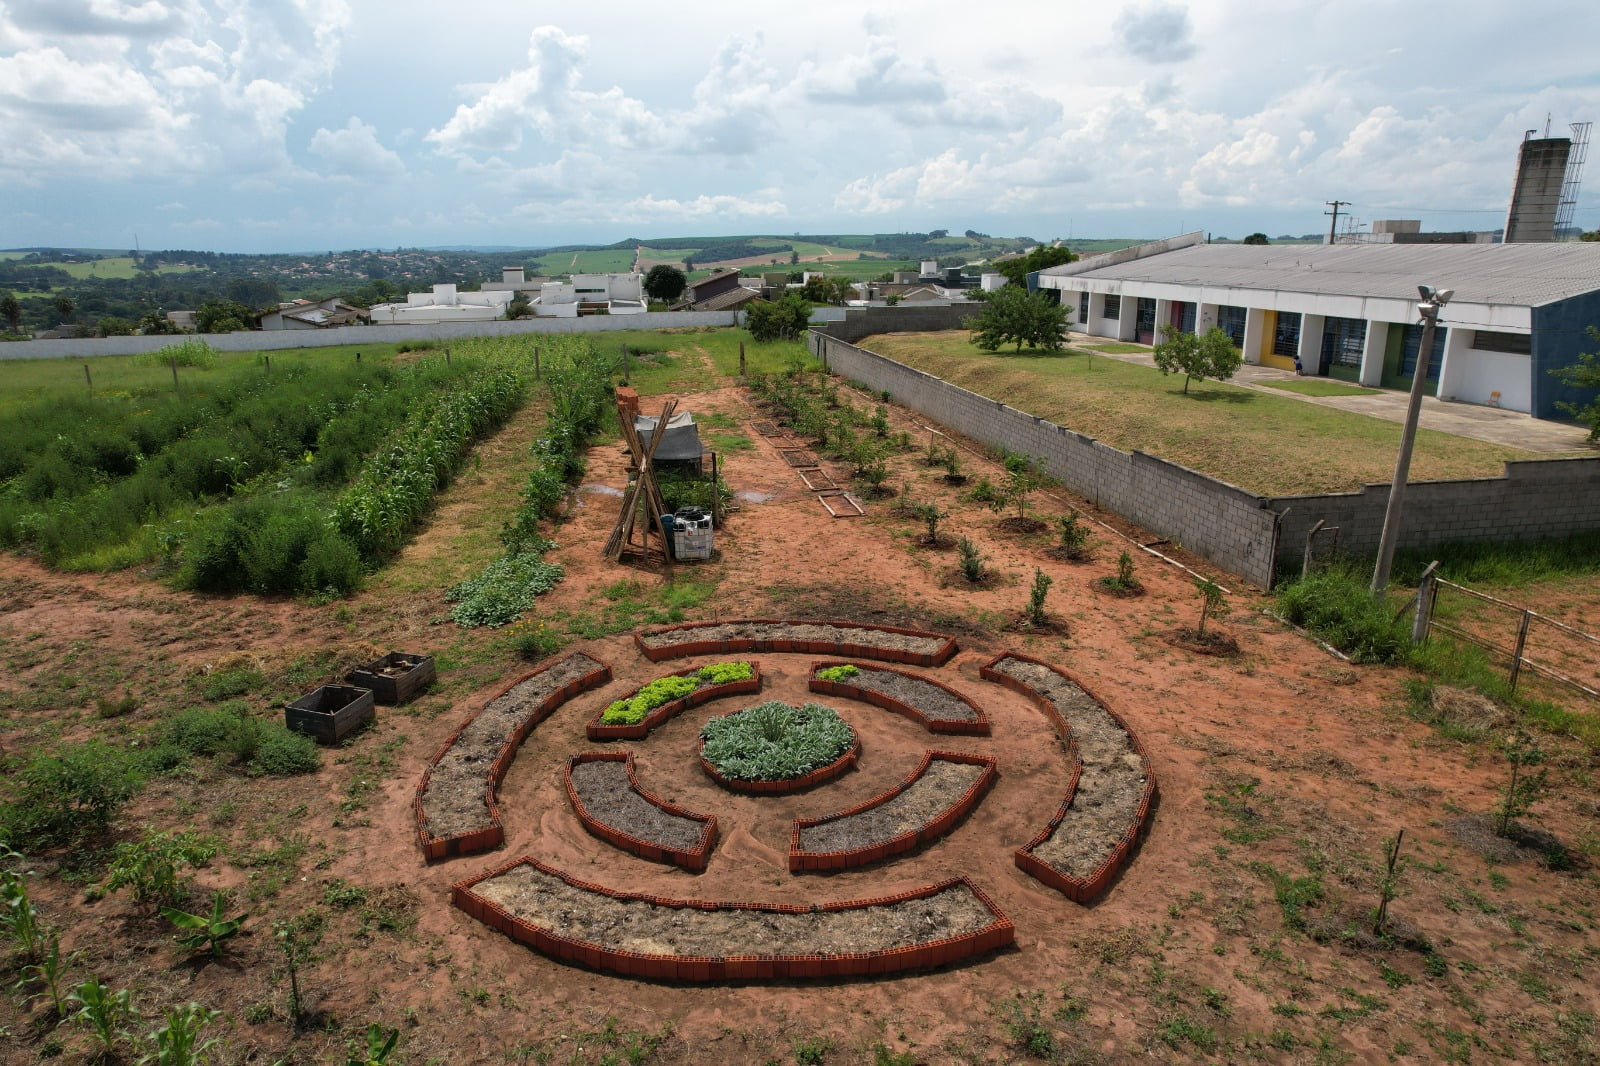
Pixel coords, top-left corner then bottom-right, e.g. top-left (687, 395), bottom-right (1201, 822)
top-left (808, 327), bottom-right (1600, 587)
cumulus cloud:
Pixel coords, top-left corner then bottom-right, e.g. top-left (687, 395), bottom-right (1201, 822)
top-left (1114, 2), bottom-right (1198, 63)
top-left (309, 117), bottom-right (403, 181)
top-left (426, 26), bottom-right (662, 156)
top-left (0, 0), bottom-right (351, 183)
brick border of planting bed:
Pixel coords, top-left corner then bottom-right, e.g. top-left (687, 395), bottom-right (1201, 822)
top-left (414, 654), bottom-right (613, 862)
top-left (979, 651), bottom-right (1157, 904)
top-left (635, 620), bottom-right (958, 666)
top-left (809, 661), bottom-right (991, 736)
top-left (584, 661), bottom-right (763, 741)
top-left (451, 857), bottom-right (1015, 981)
top-left (564, 752), bottom-right (718, 872)
top-left (788, 751), bottom-right (997, 872)
top-left (699, 733), bottom-right (861, 795)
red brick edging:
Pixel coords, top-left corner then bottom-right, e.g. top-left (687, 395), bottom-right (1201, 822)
top-left (452, 857), bottom-right (1015, 981)
top-left (979, 651), bottom-right (1157, 904)
top-left (789, 751), bottom-right (997, 872)
top-left (414, 655), bottom-right (613, 862)
top-left (634, 619), bottom-right (958, 666)
top-left (584, 662), bottom-right (763, 741)
top-left (809, 661), bottom-right (991, 736)
top-left (564, 752), bottom-right (718, 873)
top-left (699, 734), bottom-right (860, 794)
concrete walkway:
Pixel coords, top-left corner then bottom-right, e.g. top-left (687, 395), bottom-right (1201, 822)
top-left (1076, 341), bottom-right (1595, 454)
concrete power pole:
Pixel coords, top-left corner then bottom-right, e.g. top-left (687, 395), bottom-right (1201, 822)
top-left (1371, 285), bottom-right (1452, 594)
top-left (1325, 200), bottom-right (1351, 244)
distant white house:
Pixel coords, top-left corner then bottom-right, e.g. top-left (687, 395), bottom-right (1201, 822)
top-left (367, 284), bottom-right (514, 325)
top-left (258, 296), bottom-right (367, 330)
top-left (530, 273), bottom-right (647, 317)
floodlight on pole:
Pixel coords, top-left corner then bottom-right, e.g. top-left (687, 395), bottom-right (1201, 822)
top-left (1371, 284), bottom-right (1451, 593)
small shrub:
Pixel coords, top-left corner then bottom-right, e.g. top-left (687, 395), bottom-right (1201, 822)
top-left (1054, 513), bottom-right (1089, 559)
top-left (1025, 568), bottom-right (1053, 628)
top-left (95, 692), bottom-right (140, 719)
top-left (249, 727), bottom-right (321, 776)
top-left (871, 405), bottom-right (890, 439)
top-left (99, 828), bottom-right (218, 910)
top-left (135, 337), bottom-right (217, 369)
top-left (794, 1035), bottom-right (833, 1065)
top-left (913, 503), bottom-right (948, 545)
top-left (1194, 577), bottom-right (1230, 637)
top-left (506, 618), bottom-right (563, 660)
top-left (2, 741), bottom-right (140, 849)
top-left (202, 668), bottom-right (263, 701)
top-left (1496, 728), bottom-right (1548, 837)
top-left (957, 537), bottom-right (987, 583)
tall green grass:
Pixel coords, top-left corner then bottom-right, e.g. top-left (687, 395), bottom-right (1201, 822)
top-left (1393, 530), bottom-right (1600, 587)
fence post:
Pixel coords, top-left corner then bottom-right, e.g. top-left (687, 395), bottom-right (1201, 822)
top-left (1302, 519), bottom-right (1325, 579)
top-left (1509, 610), bottom-right (1532, 690)
top-left (1412, 561), bottom-right (1439, 644)
top-left (84, 364), bottom-right (92, 391)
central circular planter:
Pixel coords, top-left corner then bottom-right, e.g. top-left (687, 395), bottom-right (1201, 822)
top-left (699, 701), bottom-right (859, 794)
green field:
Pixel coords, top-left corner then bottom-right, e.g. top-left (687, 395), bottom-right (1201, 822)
top-left (40, 256), bottom-right (196, 279)
top-left (530, 248), bottom-right (637, 275)
top-left (863, 332), bottom-right (1578, 496)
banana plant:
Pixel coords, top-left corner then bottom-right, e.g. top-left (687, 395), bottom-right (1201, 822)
top-left (161, 891), bottom-right (247, 957)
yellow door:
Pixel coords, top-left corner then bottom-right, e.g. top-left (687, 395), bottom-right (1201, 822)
top-left (1258, 310), bottom-right (1296, 370)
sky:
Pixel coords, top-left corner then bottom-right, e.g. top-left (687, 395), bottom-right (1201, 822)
top-left (2, 0), bottom-right (1598, 254)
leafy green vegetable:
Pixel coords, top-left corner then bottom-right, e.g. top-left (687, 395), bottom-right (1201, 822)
top-left (700, 701), bottom-right (854, 781)
top-left (814, 664), bottom-right (859, 682)
top-left (696, 661), bottom-right (754, 685)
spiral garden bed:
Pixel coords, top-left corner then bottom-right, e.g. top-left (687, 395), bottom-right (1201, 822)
top-left (420, 619), bottom-right (1158, 977)
top-left (789, 751), bottom-right (997, 872)
top-left (635, 620), bottom-right (957, 666)
top-left (809, 661), bottom-right (991, 735)
top-left (981, 652), bottom-right (1156, 903)
top-left (565, 752), bottom-right (718, 872)
top-left (414, 652), bottom-right (611, 860)
top-left (453, 858), bottom-right (1015, 980)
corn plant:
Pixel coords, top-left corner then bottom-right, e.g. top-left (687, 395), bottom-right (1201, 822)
top-left (141, 1002), bottom-right (221, 1066)
top-left (162, 891), bottom-right (247, 958)
top-left (69, 977), bottom-right (137, 1057)
top-left (346, 1023), bottom-right (400, 1066)
top-left (1, 844), bottom-right (49, 965)
top-left (16, 932), bottom-right (77, 1018)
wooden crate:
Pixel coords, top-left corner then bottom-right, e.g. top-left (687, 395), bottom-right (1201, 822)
top-left (348, 652), bottom-right (436, 705)
top-left (286, 685), bottom-right (375, 744)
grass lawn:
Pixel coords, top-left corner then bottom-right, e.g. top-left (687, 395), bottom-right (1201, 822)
top-left (863, 331), bottom-right (1576, 496)
top-left (1260, 379), bottom-right (1381, 397)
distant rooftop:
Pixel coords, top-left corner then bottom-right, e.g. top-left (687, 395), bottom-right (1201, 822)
top-left (1038, 241), bottom-right (1600, 307)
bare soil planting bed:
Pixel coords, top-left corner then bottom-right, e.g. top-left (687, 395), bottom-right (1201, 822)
top-left (794, 754), bottom-right (993, 867)
top-left (637, 620), bottom-right (953, 662)
top-left (469, 863), bottom-right (1000, 958)
top-left (987, 655), bottom-right (1150, 881)
top-left (567, 755), bottom-right (714, 863)
top-left (418, 652), bottom-right (606, 843)
top-left (813, 661), bottom-right (988, 733)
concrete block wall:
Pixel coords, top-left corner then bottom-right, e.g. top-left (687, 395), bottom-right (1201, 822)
top-left (809, 330), bottom-right (1600, 587)
top-left (1270, 458), bottom-right (1600, 566)
top-left (812, 305), bottom-right (977, 345)
top-left (1, 307), bottom-right (849, 362)
top-left (810, 331), bottom-right (1282, 586)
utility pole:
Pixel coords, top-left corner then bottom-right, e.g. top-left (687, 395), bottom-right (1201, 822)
top-left (1325, 200), bottom-right (1351, 244)
top-left (1372, 285), bottom-right (1452, 594)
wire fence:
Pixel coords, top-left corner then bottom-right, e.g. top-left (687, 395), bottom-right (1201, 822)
top-left (1416, 571), bottom-right (1600, 704)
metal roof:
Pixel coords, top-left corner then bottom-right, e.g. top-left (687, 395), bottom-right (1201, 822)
top-left (1038, 242), bottom-right (1600, 308)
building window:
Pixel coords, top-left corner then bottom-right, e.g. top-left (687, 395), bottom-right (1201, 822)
top-left (1472, 330), bottom-right (1531, 354)
top-left (1102, 295), bottom-right (1120, 320)
top-left (1321, 317), bottom-right (1367, 368)
top-left (1078, 291), bottom-right (1089, 322)
top-left (1216, 305), bottom-right (1247, 348)
top-left (1272, 312), bottom-right (1302, 358)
